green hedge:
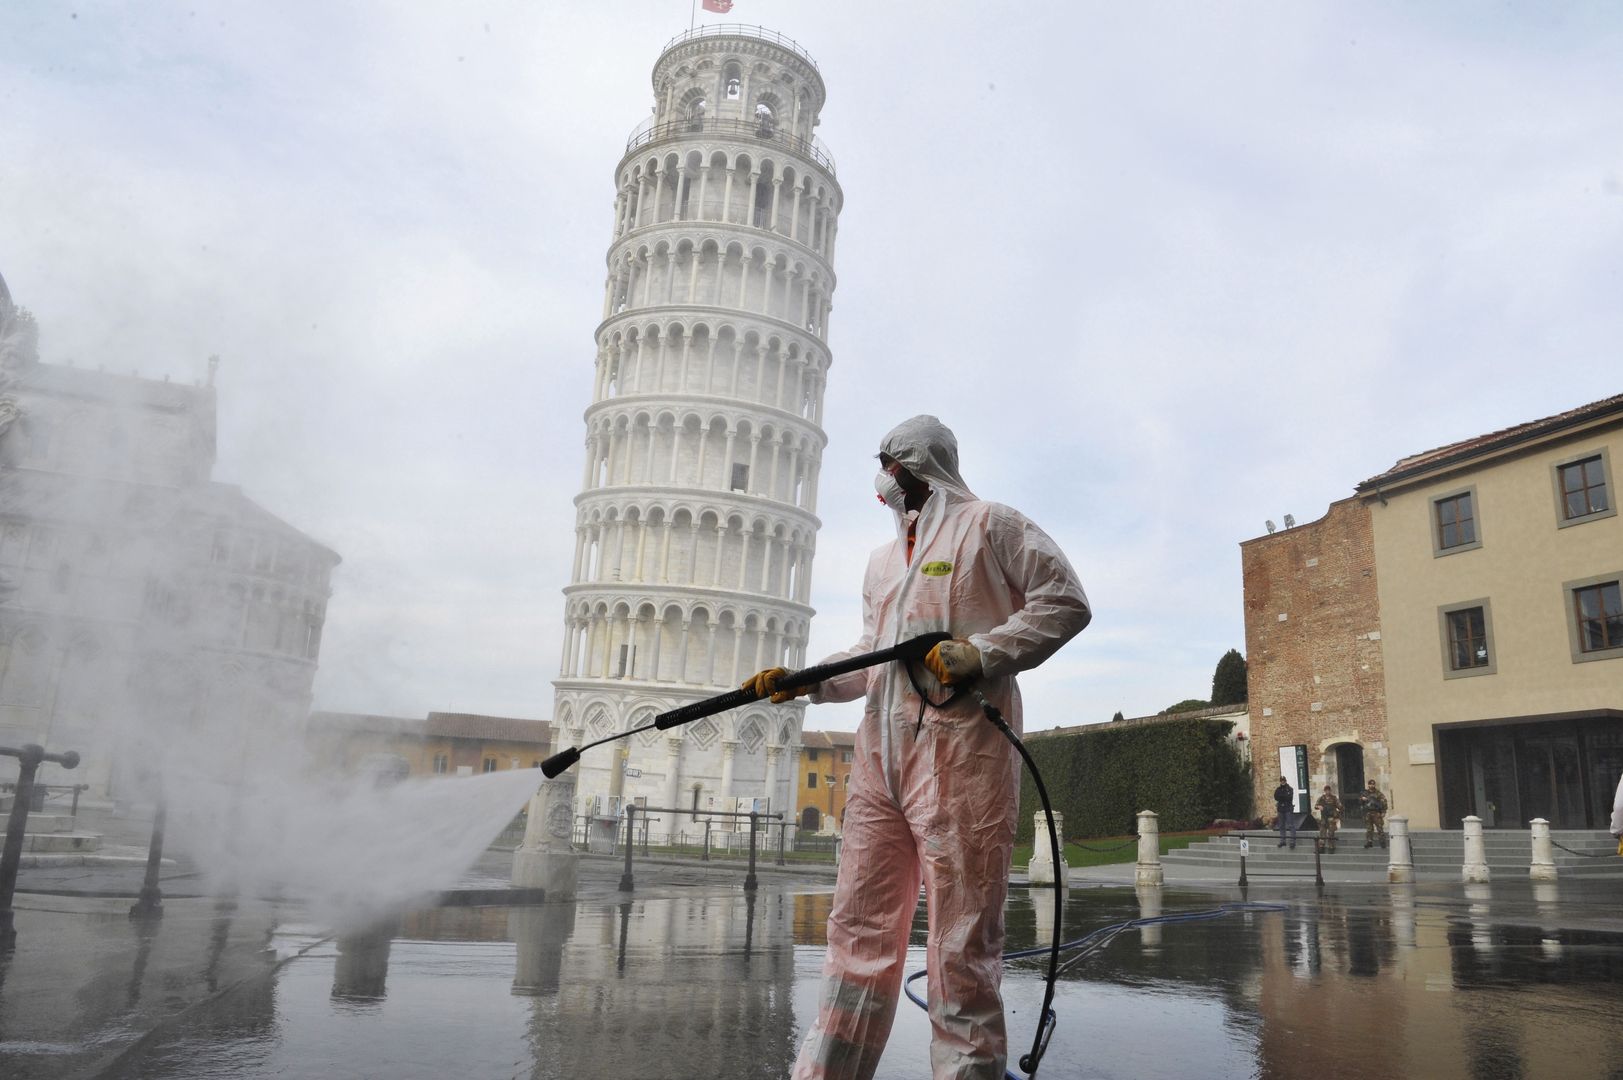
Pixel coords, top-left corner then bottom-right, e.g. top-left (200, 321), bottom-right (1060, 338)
top-left (1016, 717), bottom-right (1253, 842)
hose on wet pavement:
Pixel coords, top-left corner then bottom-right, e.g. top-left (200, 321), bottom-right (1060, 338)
top-left (896, 686), bottom-right (1290, 1080)
top-left (902, 901), bottom-right (1289, 1080)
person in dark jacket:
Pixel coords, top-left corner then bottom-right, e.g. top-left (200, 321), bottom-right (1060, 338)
top-left (1273, 777), bottom-right (1298, 849)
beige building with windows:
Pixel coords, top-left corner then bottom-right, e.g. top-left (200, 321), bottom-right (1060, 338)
top-left (305, 710), bottom-right (553, 781)
top-left (1354, 393), bottom-right (1622, 830)
top-left (794, 728), bottom-right (853, 833)
top-left (1244, 393), bottom-right (1622, 831)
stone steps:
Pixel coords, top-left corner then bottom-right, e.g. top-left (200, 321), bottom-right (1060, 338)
top-left (7, 813), bottom-right (78, 835)
top-left (19, 831), bottom-right (102, 854)
top-left (1161, 830), bottom-right (1623, 877)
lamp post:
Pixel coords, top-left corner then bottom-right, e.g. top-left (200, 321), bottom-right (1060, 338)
top-left (1, 744), bottom-right (80, 949)
top-left (825, 773), bottom-right (835, 830)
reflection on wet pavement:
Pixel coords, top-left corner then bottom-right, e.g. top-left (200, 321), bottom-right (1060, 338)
top-left (6, 876), bottom-right (1623, 1079)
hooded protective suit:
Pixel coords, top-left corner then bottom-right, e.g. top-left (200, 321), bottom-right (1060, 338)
top-left (792, 416), bottom-right (1091, 1080)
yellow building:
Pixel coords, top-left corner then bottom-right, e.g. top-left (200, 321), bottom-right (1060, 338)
top-left (795, 729), bottom-right (854, 833)
top-left (306, 710), bottom-right (554, 781)
top-left (1354, 393), bottom-right (1622, 829)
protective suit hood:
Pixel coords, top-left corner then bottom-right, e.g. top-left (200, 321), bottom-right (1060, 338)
top-left (878, 415), bottom-right (975, 505)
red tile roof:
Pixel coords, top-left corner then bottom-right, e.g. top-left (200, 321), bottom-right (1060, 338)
top-left (1357, 393), bottom-right (1623, 492)
top-left (800, 729), bottom-right (856, 750)
top-left (425, 712), bottom-right (553, 745)
top-left (309, 710), bottom-right (552, 746)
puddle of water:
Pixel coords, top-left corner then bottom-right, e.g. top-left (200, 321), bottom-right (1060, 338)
top-left (39, 882), bottom-right (1623, 1080)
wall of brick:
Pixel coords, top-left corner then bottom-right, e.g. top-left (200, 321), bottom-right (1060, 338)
top-left (1241, 496), bottom-right (1388, 814)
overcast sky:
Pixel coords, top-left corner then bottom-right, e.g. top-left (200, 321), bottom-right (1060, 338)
top-left (5, 2), bottom-right (1621, 734)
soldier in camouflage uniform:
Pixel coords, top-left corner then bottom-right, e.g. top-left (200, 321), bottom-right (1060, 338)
top-left (1315, 785), bottom-right (1343, 853)
top-left (1362, 780), bottom-right (1388, 848)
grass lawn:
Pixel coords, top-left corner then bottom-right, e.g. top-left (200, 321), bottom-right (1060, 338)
top-left (1012, 828), bottom-right (1221, 868)
top-left (582, 829), bottom-right (1225, 870)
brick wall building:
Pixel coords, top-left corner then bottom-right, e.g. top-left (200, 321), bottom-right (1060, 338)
top-left (1241, 392), bottom-right (1622, 831)
top-left (1241, 496), bottom-right (1388, 821)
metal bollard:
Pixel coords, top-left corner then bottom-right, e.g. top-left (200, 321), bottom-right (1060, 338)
top-left (1135, 810), bottom-right (1163, 887)
top-left (1387, 815), bottom-right (1414, 884)
top-left (618, 805), bottom-right (637, 893)
top-left (130, 799), bottom-right (168, 919)
top-left (0, 744), bottom-right (81, 949)
top-left (702, 819), bottom-right (711, 862)
top-left (776, 822), bottom-right (786, 867)
top-left (1462, 814), bottom-right (1490, 883)
top-left (1528, 818), bottom-right (1557, 882)
top-left (744, 812), bottom-right (759, 893)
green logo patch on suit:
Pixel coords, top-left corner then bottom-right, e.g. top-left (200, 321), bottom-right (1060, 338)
top-left (919, 561), bottom-right (954, 577)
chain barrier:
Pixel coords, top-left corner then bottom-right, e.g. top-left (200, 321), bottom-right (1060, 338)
top-left (1551, 839), bottom-right (1617, 859)
top-left (1066, 834), bottom-right (1140, 854)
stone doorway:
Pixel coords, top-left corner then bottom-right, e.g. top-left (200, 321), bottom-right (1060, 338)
top-left (1332, 743), bottom-right (1366, 821)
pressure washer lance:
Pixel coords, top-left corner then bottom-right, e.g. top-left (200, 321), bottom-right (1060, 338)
top-left (539, 631), bottom-right (952, 779)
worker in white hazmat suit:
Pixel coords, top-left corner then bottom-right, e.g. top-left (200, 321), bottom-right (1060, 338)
top-left (746, 415), bottom-right (1091, 1080)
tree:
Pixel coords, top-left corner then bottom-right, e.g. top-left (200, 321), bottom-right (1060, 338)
top-left (1211, 649), bottom-right (1248, 706)
top-left (1163, 698), bottom-right (1209, 714)
top-left (1110, 711), bottom-right (1125, 723)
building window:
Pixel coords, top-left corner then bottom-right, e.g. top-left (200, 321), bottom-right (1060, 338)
top-left (433, 753), bottom-right (448, 774)
top-left (483, 757), bottom-right (499, 773)
top-left (1566, 576), bottom-right (1623, 662)
top-left (840, 750), bottom-right (852, 763)
top-left (807, 771), bottom-right (817, 789)
top-left (1438, 599), bottom-right (1496, 679)
top-left (1432, 489), bottom-right (1480, 555)
top-left (1448, 608), bottom-right (1488, 668)
top-left (730, 463), bottom-right (749, 492)
top-left (1552, 449), bottom-right (1615, 528)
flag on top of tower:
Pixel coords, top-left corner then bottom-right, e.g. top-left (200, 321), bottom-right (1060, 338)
top-left (702, 0), bottom-right (734, 12)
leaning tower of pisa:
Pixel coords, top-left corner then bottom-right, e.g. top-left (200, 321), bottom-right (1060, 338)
top-left (553, 26), bottom-right (841, 840)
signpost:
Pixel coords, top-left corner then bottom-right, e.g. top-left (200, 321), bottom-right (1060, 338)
top-left (1276, 744), bottom-right (1309, 816)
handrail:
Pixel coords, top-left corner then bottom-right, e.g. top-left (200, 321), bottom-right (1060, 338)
top-left (661, 24), bottom-right (820, 71)
top-left (624, 115), bottom-right (836, 175)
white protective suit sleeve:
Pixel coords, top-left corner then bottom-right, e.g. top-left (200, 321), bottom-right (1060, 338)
top-left (1611, 773), bottom-right (1623, 837)
top-left (807, 553), bottom-right (881, 705)
top-left (965, 504), bottom-right (1092, 680)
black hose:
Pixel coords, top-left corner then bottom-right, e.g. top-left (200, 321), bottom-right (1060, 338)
top-left (977, 694), bottom-right (1061, 1078)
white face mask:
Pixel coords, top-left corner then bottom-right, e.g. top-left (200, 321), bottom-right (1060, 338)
top-left (874, 469), bottom-right (907, 509)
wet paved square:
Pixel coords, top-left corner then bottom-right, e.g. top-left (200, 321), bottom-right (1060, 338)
top-left (4, 855), bottom-right (1623, 1079)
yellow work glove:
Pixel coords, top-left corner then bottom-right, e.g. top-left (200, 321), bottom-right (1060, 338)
top-left (742, 667), bottom-right (811, 704)
top-left (924, 639), bottom-right (981, 686)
